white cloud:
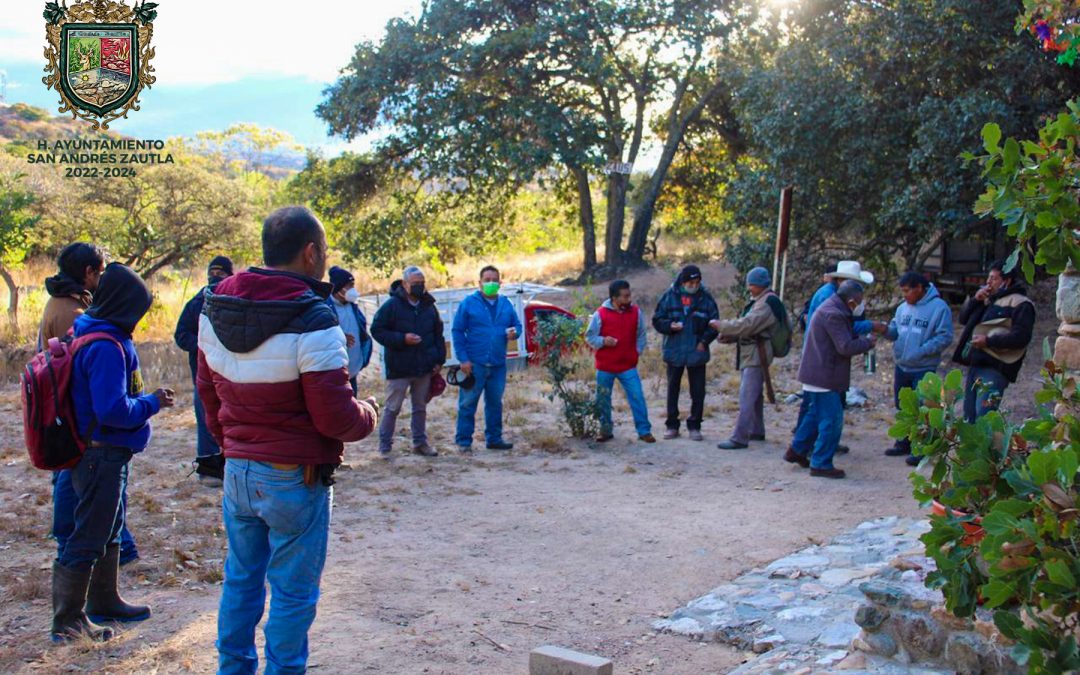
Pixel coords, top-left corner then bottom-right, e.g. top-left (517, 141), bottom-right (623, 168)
top-left (0, 0), bottom-right (423, 85)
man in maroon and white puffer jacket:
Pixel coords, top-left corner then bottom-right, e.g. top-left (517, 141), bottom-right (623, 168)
top-left (197, 206), bottom-right (377, 674)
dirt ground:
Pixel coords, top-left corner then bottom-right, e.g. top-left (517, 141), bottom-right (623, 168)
top-left (0, 269), bottom-right (1059, 674)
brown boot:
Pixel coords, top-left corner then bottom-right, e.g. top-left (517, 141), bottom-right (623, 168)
top-left (86, 545), bottom-right (151, 624)
top-left (51, 561), bottom-right (114, 642)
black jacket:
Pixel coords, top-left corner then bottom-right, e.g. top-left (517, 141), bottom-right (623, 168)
top-left (175, 279), bottom-right (224, 380)
top-left (370, 280), bottom-right (446, 379)
top-left (953, 284), bottom-right (1036, 383)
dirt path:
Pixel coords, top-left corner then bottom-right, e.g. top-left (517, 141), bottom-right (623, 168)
top-left (0, 277), bottom-right (1057, 675)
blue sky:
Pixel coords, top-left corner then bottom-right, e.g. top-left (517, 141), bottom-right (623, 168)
top-left (0, 0), bottom-right (423, 152)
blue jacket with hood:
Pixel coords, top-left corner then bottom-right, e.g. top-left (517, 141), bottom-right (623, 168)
top-left (70, 264), bottom-right (160, 452)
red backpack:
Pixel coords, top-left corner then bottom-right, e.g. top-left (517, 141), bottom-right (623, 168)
top-left (21, 332), bottom-right (123, 470)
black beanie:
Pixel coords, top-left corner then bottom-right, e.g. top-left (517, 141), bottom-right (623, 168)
top-left (677, 265), bottom-right (702, 284)
top-left (329, 266), bottom-right (354, 293)
top-left (207, 255), bottom-right (234, 276)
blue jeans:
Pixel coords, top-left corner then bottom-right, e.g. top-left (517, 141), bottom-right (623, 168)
top-left (964, 366), bottom-right (1010, 423)
top-left (218, 459), bottom-right (331, 675)
top-left (596, 368), bottom-right (652, 436)
top-left (892, 367), bottom-right (936, 452)
top-left (53, 467), bottom-right (138, 564)
top-left (58, 446), bottom-right (133, 571)
top-left (194, 383), bottom-right (222, 459)
top-left (790, 391), bottom-right (844, 470)
top-left (455, 364), bottom-right (507, 447)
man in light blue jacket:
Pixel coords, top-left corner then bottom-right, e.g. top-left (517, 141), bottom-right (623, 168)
top-left (882, 271), bottom-right (954, 463)
top-left (452, 265), bottom-right (523, 452)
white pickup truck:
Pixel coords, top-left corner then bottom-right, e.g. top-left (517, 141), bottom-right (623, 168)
top-left (358, 282), bottom-right (574, 375)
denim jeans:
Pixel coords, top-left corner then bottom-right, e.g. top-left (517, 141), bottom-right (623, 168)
top-left (790, 390), bottom-right (844, 470)
top-left (596, 368), bottom-right (652, 436)
top-left (964, 366), bottom-right (1010, 423)
top-left (54, 467), bottom-right (138, 565)
top-left (194, 382), bottom-right (222, 459)
top-left (892, 366), bottom-right (936, 452)
top-left (58, 446), bottom-right (133, 571)
top-left (455, 364), bottom-right (508, 448)
top-left (218, 459), bottom-right (332, 675)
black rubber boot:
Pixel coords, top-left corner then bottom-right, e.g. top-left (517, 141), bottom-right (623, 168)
top-left (85, 545), bottom-right (151, 624)
top-left (195, 453), bottom-right (225, 487)
top-left (51, 561), bottom-right (114, 642)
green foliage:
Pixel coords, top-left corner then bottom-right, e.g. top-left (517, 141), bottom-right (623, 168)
top-left (972, 107), bottom-right (1080, 280)
top-left (534, 313), bottom-right (600, 439)
top-left (68, 38), bottom-right (100, 73)
top-left (0, 172), bottom-right (38, 270)
top-left (318, 0), bottom-right (757, 269)
top-left (714, 0), bottom-right (1077, 276)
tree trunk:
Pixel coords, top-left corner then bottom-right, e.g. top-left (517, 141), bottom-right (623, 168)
top-left (627, 137), bottom-right (682, 262)
top-left (572, 166), bottom-right (598, 270)
top-left (0, 265), bottom-right (18, 328)
top-left (604, 172), bottom-right (628, 266)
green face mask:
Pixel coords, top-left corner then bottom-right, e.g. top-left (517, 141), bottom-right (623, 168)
top-left (482, 281), bottom-right (500, 296)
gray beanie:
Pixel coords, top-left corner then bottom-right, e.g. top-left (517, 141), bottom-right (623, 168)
top-left (746, 266), bottom-right (771, 287)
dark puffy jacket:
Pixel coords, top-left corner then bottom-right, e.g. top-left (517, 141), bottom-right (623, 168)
top-left (370, 280), bottom-right (446, 379)
top-left (652, 284), bottom-right (720, 367)
top-left (953, 284), bottom-right (1036, 383)
top-left (175, 281), bottom-right (224, 380)
top-left (196, 268), bottom-right (377, 466)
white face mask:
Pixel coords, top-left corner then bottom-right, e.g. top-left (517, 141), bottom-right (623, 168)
top-left (853, 301), bottom-right (866, 316)
top-left (344, 288), bottom-right (360, 304)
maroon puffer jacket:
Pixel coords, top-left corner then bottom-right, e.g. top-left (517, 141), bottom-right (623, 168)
top-left (195, 268), bottom-right (377, 465)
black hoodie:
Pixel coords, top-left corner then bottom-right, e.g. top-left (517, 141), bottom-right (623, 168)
top-left (85, 263), bottom-right (153, 336)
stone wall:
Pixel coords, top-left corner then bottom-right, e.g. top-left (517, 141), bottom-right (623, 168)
top-left (1056, 265), bottom-right (1080, 409)
top-left (852, 580), bottom-right (1022, 674)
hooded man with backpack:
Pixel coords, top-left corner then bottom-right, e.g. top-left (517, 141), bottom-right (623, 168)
top-left (710, 267), bottom-right (791, 450)
top-left (41, 244), bottom-right (141, 572)
top-left (52, 263), bottom-right (175, 642)
top-left (174, 255), bottom-right (234, 486)
top-left (652, 264), bottom-right (720, 441)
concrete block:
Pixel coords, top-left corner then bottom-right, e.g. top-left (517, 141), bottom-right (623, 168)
top-left (530, 645), bottom-right (613, 675)
top-left (1058, 273), bottom-right (1080, 323)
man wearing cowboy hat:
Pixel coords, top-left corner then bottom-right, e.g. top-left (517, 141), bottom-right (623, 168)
top-left (793, 261), bottom-right (887, 454)
top-left (952, 259), bottom-right (1035, 422)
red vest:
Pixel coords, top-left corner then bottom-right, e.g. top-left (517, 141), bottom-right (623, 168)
top-left (595, 305), bottom-right (641, 373)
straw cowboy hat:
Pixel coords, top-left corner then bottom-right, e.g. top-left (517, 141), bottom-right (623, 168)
top-left (827, 260), bottom-right (875, 285)
top-left (971, 317), bottom-right (1026, 364)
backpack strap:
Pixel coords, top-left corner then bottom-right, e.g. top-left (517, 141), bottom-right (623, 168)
top-left (69, 332), bottom-right (127, 444)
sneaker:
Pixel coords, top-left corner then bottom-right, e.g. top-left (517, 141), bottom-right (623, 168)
top-left (717, 440), bottom-right (749, 450)
top-left (638, 434), bottom-right (656, 443)
top-left (412, 444), bottom-right (439, 457)
top-left (905, 454), bottom-right (921, 467)
top-left (884, 446), bottom-right (911, 457)
top-left (663, 429), bottom-right (679, 440)
top-left (783, 448), bottom-right (810, 468)
top-left (750, 434), bottom-right (766, 442)
top-left (836, 444), bottom-right (850, 455)
top-left (688, 430), bottom-right (704, 442)
top-left (596, 432), bottom-right (614, 443)
top-left (810, 467), bottom-right (846, 479)
top-left (486, 441), bottom-right (514, 451)
top-left (194, 454), bottom-right (225, 487)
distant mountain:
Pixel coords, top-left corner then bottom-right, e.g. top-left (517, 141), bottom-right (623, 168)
top-left (0, 102), bottom-right (305, 178)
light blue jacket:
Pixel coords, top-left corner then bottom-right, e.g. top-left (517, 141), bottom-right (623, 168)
top-left (452, 291), bottom-right (522, 367)
top-left (584, 299), bottom-right (648, 353)
top-left (885, 284), bottom-right (954, 372)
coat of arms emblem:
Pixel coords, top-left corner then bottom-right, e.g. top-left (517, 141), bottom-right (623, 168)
top-left (42, 0), bottom-right (158, 129)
